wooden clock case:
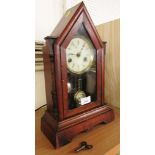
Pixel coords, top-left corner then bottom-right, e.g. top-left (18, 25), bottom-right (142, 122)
top-left (41, 2), bottom-right (114, 148)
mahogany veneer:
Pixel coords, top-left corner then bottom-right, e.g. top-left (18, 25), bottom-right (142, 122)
top-left (41, 2), bottom-right (114, 148)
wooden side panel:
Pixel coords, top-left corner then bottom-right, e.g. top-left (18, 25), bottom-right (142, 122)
top-left (96, 19), bottom-right (120, 108)
top-left (43, 42), bottom-right (53, 112)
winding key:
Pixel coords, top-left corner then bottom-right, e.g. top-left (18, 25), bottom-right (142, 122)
top-left (74, 141), bottom-right (93, 153)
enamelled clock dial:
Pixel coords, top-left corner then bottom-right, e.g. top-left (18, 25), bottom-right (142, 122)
top-left (66, 36), bottom-right (94, 74)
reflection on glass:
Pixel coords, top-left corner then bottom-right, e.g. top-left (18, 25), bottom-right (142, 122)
top-left (65, 25), bottom-right (97, 110)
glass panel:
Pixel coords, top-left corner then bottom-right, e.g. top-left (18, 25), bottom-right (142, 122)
top-left (66, 25), bottom-right (97, 110)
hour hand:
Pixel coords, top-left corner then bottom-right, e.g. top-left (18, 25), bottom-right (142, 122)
top-left (68, 53), bottom-right (76, 56)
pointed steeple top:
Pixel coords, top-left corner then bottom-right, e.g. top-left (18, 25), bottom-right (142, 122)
top-left (50, 1), bottom-right (103, 48)
top-left (51, 2), bottom-right (85, 37)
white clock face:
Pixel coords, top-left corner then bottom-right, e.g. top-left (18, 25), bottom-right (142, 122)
top-left (66, 36), bottom-right (95, 74)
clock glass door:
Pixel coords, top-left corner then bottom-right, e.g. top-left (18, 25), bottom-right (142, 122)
top-left (61, 21), bottom-right (102, 117)
top-left (65, 25), bottom-right (97, 110)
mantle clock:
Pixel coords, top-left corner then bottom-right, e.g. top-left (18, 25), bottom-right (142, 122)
top-left (41, 2), bottom-right (114, 148)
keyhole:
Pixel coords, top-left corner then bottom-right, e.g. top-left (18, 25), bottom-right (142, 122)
top-left (68, 58), bottom-right (72, 63)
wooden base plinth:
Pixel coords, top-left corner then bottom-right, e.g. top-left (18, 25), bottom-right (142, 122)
top-left (41, 105), bottom-right (114, 148)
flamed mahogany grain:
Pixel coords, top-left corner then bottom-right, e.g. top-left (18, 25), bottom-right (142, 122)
top-left (41, 2), bottom-right (114, 148)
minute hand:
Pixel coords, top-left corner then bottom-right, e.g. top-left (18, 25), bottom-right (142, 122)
top-left (79, 44), bottom-right (86, 54)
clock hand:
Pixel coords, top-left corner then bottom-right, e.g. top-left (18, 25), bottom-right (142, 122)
top-left (79, 43), bottom-right (86, 54)
top-left (68, 53), bottom-right (76, 56)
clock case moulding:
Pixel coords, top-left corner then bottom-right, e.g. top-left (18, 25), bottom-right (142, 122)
top-left (41, 2), bottom-right (114, 148)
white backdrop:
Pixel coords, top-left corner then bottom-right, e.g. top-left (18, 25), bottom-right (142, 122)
top-left (35, 0), bottom-right (64, 41)
top-left (35, 0), bottom-right (120, 41)
top-left (65, 0), bottom-right (120, 25)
